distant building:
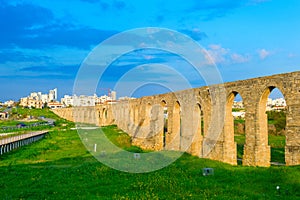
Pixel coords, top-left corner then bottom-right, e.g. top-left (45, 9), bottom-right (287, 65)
top-left (61, 91), bottom-right (117, 107)
top-left (49, 88), bottom-right (57, 102)
top-left (73, 95), bottom-right (96, 107)
top-left (19, 88), bottom-right (57, 108)
top-left (41, 94), bottom-right (49, 103)
top-left (61, 94), bottom-right (96, 107)
top-left (232, 111), bottom-right (245, 119)
top-left (118, 96), bottom-right (136, 101)
top-left (0, 111), bottom-right (9, 119)
top-left (48, 101), bottom-right (63, 109)
top-left (233, 98), bottom-right (286, 115)
top-left (266, 98), bottom-right (286, 111)
top-left (61, 95), bottom-right (74, 107)
top-left (233, 101), bottom-right (244, 109)
top-left (20, 97), bottom-right (43, 108)
top-left (96, 95), bottom-right (112, 104)
top-left (111, 91), bottom-right (117, 100)
top-left (4, 100), bottom-right (15, 107)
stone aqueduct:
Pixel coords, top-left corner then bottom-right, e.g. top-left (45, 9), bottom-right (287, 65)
top-left (53, 71), bottom-right (300, 166)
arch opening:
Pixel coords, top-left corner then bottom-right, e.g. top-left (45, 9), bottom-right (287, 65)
top-left (195, 104), bottom-right (202, 138)
top-left (98, 109), bottom-right (101, 119)
top-left (104, 108), bottom-right (108, 119)
top-left (260, 87), bottom-right (286, 165)
top-left (173, 101), bottom-right (181, 150)
top-left (143, 103), bottom-right (152, 139)
top-left (230, 93), bottom-right (245, 165)
top-left (134, 105), bottom-right (139, 127)
top-left (161, 100), bottom-right (168, 148)
top-left (129, 106), bottom-right (134, 131)
top-left (191, 103), bottom-right (203, 156)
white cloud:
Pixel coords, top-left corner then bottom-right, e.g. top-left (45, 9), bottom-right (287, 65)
top-left (231, 53), bottom-right (250, 63)
top-left (206, 44), bottom-right (250, 65)
top-left (258, 49), bottom-right (271, 60)
top-left (207, 44), bottom-right (230, 64)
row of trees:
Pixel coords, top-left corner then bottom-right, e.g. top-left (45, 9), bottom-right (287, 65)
top-left (234, 110), bottom-right (286, 135)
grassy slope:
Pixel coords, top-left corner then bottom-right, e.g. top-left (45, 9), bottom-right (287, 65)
top-left (0, 122), bottom-right (299, 199)
top-left (0, 108), bottom-right (73, 135)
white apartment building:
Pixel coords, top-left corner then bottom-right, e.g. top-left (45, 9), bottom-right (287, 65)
top-left (232, 98), bottom-right (286, 118)
top-left (61, 95), bottom-right (74, 107)
top-left (96, 95), bottom-right (112, 104)
top-left (61, 91), bottom-right (117, 107)
top-left (73, 95), bottom-right (96, 107)
top-left (232, 101), bottom-right (244, 109)
top-left (111, 91), bottom-right (117, 101)
top-left (41, 94), bottom-right (49, 103)
top-left (266, 98), bottom-right (286, 111)
top-left (4, 100), bottom-right (15, 107)
top-left (19, 88), bottom-right (58, 108)
top-left (49, 88), bottom-right (57, 102)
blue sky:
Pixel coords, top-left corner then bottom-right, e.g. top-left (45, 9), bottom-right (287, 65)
top-left (0, 0), bottom-right (299, 101)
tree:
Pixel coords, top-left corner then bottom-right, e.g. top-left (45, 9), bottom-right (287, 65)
top-left (267, 110), bottom-right (286, 135)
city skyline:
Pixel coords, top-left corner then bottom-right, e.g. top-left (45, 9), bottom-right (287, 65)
top-left (1, 0), bottom-right (299, 101)
top-left (1, 86), bottom-right (284, 105)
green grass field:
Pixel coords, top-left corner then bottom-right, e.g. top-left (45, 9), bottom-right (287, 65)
top-left (234, 115), bottom-right (287, 164)
top-left (235, 133), bottom-right (286, 164)
top-left (0, 108), bottom-right (73, 135)
top-left (1, 120), bottom-right (299, 199)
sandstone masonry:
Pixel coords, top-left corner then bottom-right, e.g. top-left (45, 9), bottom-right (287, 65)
top-left (53, 71), bottom-right (300, 167)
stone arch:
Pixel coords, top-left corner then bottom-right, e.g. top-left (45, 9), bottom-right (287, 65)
top-left (122, 103), bottom-right (128, 130)
top-left (223, 91), bottom-right (242, 165)
top-left (128, 104), bottom-right (135, 132)
top-left (49, 71), bottom-right (300, 166)
top-left (145, 102), bottom-right (154, 145)
top-left (190, 103), bottom-right (203, 156)
top-left (96, 107), bottom-right (101, 126)
top-left (195, 103), bottom-right (202, 136)
top-left (144, 102), bottom-right (152, 127)
top-left (196, 88), bottom-right (210, 138)
top-left (108, 106), bottom-right (115, 125)
top-left (105, 108), bottom-right (108, 120)
top-left (134, 104), bottom-right (139, 127)
top-left (160, 100), bottom-right (168, 149)
top-left (172, 101), bottom-right (181, 150)
top-left (129, 105), bottom-right (134, 124)
top-left (101, 108), bottom-right (108, 126)
top-left (102, 108), bottom-right (107, 119)
top-left (138, 102), bottom-right (152, 140)
top-left (258, 86), bottom-right (287, 165)
top-left (98, 107), bottom-right (101, 119)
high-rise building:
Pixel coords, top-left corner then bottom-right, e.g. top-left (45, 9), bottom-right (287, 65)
top-left (111, 91), bottom-right (117, 100)
top-left (41, 94), bottom-right (49, 103)
top-left (49, 88), bottom-right (57, 102)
